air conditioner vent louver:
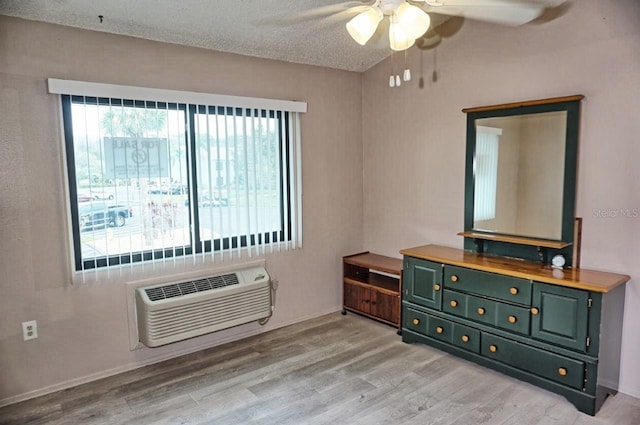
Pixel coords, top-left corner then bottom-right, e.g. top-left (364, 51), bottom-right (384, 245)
top-left (135, 267), bottom-right (272, 347)
top-left (144, 273), bottom-right (239, 301)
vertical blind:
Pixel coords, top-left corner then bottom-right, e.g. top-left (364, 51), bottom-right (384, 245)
top-left (50, 79), bottom-right (305, 272)
top-left (474, 126), bottom-right (502, 222)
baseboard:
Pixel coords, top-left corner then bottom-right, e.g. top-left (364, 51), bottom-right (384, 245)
top-left (0, 307), bottom-right (341, 408)
top-left (618, 383), bottom-right (640, 400)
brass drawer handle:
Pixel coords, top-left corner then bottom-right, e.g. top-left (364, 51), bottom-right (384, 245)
top-left (461, 335), bottom-right (469, 343)
top-left (558, 367), bottom-right (567, 376)
top-left (412, 318), bottom-right (420, 326)
top-left (450, 300), bottom-right (458, 308)
top-left (477, 307), bottom-right (486, 316)
top-left (510, 287), bottom-right (519, 295)
top-left (489, 344), bottom-right (497, 353)
top-left (450, 275), bottom-right (459, 282)
top-left (434, 284), bottom-right (441, 291)
top-left (436, 326), bottom-right (444, 334)
top-left (508, 315), bottom-right (517, 324)
top-left (531, 307), bottom-right (540, 315)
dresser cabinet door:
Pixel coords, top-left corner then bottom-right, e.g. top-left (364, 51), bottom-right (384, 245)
top-left (531, 282), bottom-right (589, 351)
top-left (404, 258), bottom-right (442, 310)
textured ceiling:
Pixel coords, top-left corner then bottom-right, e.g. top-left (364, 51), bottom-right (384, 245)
top-left (0, 0), bottom-right (566, 72)
top-left (0, 0), bottom-right (403, 72)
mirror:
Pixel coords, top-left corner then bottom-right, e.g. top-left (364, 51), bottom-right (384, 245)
top-left (462, 96), bottom-right (582, 263)
top-left (473, 111), bottom-right (567, 240)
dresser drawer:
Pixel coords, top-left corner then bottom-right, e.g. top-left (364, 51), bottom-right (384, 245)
top-left (452, 322), bottom-right (480, 353)
top-left (496, 303), bottom-right (531, 335)
top-left (481, 333), bottom-right (585, 390)
top-left (404, 308), bottom-right (428, 334)
top-left (442, 289), bottom-right (469, 317)
top-left (444, 265), bottom-right (532, 305)
top-left (426, 315), bottom-right (453, 344)
top-left (467, 295), bottom-right (498, 326)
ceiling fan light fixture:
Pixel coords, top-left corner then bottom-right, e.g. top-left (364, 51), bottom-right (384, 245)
top-left (389, 16), bottom-right (414, 51)
top-left (396, 2), bottom-right (431, 39)
top-left (346, 7), bottom-right (383, 46)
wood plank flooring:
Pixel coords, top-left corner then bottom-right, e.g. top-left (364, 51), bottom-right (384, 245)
top-left (1, 312), bottom-right (639, 425)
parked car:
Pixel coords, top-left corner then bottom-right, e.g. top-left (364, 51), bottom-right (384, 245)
top-left (78, 202), bottom-right (133, 230)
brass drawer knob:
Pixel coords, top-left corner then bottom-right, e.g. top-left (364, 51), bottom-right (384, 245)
top-left (477, 307), bottom-right (486, 316)
top-left (489, 344), bottom-right (498, 353)
top-left (510, 287), bottom-right (519, 295)
top-left (450, 275), bottom-right (459, 282)
top-left (412, 318), bottom-right (420, 326)
top-left (434, 284), bottom-right (441, 291)
top-left (450, 300), bottom-right (458, 308)
top-left (461, 335), bottom-right (469, 343)
top-left (508, 315), bottom-right (517, 324)
top-left (531, 307), bottom-right (540, 315)
top-left (436, 326), bottom-right (444, 334)
top-left (558, 367), bottom-right (567, 376)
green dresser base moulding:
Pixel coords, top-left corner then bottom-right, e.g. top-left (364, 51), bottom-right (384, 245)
top-left (400, 244), bottom-right (629, 416)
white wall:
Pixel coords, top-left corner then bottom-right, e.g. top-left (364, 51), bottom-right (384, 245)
top-left (0, 16), bottom-right (363, 404)
top-left (362, 0), bottom-right (640, 397)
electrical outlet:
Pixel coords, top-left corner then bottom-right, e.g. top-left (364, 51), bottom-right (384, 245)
top-left (22, 320), bottom-right (38, 341)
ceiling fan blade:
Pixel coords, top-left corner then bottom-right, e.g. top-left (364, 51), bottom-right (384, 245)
top-left (427, 4), bottom-right (544, 26)
top-left (415, 33), bottom-right (443, 49)
top-left (415, 15), bottom-right (464, 50)
top-left (255, 1), bottom-right (374, 26)
top-left (414, 0), bottom-right (568, 26)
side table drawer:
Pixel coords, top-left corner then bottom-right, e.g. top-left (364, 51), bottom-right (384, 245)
top-left (444, 265), bottom-right (531, 305)
top-left (481, 333), bottom-right (585, 390)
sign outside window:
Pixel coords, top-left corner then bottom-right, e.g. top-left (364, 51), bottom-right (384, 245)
top-left (103, 137), bottom-right (169, 179)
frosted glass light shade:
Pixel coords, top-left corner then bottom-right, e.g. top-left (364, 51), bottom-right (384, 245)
top-left (396, 2), bottom-right (431, 39)
top-left (346, 7), bottom-right (383, 45)
top-left (389, 17), bottom-right (415, 51)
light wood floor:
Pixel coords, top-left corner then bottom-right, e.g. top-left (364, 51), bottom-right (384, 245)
top-left (1, 313), bottom-right (639, 425)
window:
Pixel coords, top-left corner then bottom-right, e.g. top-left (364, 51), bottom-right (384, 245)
top-left (54, 80), bottom-right (304, 271)
top-left (474, 126), bottom-right (502, 221)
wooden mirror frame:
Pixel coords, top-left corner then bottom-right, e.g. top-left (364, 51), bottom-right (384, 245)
top-left (461, 95), bottom-right (583, 266)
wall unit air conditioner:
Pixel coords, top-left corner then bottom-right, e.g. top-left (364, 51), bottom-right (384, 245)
top-left (135, 266), bottom-right (272, 348)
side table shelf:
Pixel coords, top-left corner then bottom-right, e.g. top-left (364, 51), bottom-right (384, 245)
top-left (342, 252), bottom-right (403, 332)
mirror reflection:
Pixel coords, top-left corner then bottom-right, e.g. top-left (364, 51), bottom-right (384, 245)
top-left (473, 111), bottom-right (567, 241)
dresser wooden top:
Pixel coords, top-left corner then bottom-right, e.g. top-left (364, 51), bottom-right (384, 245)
top-left (400, 245), bottom-right (630, 293)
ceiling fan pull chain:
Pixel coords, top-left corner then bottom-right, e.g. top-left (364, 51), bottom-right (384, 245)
top-left (403, 49), bottom-right (411, 82)
top-left (389, 52), bottom-right (396, 87)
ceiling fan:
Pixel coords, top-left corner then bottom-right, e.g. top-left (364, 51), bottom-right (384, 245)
top-left (265, 0), bottom-right (566, 87)
top-left (344, 0), bottom-right (565, 51)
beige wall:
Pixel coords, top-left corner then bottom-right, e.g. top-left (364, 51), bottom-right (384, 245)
top-left (363, 0), bottom-right (640, 398)
top-left (0, 16), bottom-right (363, 404)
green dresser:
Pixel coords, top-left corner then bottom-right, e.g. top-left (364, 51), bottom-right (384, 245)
top-left (400, 244), bottom-right (629, 416)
